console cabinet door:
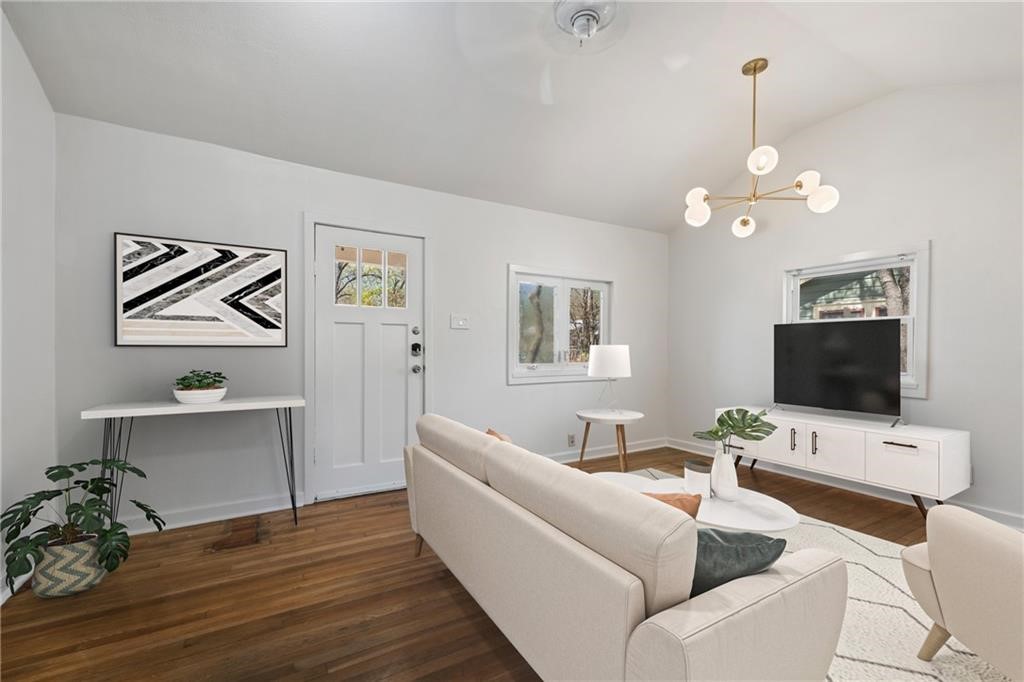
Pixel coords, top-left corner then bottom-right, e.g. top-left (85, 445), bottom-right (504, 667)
top-left (806, 425), bottom-right (866, 480)
top-left (756, 419), bottom-right (806, 467)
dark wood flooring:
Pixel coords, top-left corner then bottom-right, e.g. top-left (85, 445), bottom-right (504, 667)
top-left (1, 447), bottom-right (926, 680)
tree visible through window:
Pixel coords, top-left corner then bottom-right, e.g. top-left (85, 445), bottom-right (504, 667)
top-left (569, 287), bottom-right (602, 362)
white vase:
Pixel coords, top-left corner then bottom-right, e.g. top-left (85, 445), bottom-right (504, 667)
top-left (173, 387), bottom-right (227, 404)
top-left (710, 449), bottom-right (740, 501)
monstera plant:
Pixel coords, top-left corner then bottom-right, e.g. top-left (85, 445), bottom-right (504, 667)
top-left (693, 408), bottom-right (777, 501)
top-left (693, 408), bottom-right (778, 453)
top-left (1, 459), bottom-right (164, 597)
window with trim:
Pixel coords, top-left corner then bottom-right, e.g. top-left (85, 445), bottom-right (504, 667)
top-left (783, 243), bottom-right (930, 398)
top-left (508, 265), bottom-right (611, 384)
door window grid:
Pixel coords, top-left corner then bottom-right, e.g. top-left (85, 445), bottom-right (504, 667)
top-left (335, 246), bottom-right (408, 309)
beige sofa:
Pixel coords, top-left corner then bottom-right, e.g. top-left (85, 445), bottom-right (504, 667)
top-left (405, 414), bottom-right (848, 681)
top-left (902, 505), bottom-right (1024, 679)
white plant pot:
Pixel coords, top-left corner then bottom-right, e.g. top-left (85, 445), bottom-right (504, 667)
top-left (710, 450), bottom-right (740, 501)
top-left (173, 387), bottom-right (227, 404)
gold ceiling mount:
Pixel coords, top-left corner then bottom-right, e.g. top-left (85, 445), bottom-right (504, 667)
top-left (741, 57), bottom-right (769, 77)
top-left (683, 57), bottom-right (840, 238)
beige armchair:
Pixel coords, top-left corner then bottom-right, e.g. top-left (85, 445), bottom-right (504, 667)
top-left (901, 505), bottom-right (1023, 679)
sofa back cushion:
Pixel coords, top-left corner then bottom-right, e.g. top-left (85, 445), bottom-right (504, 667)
top-left (484, 441), bottom-right (697, 615)
top-left (416, 414), bottom-right (495, 483)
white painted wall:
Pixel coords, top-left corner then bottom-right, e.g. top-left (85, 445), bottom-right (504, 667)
top-left (1, 15), bottom-right (57, 594)
top-left (669, 83), bottom-right (1023, 524)
top-left (54, 115), bottom-right (670, 531)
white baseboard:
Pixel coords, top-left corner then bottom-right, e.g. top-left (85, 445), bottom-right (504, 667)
top-left (664, 438), bottom-right (1023, 529)
top-left (548, 437), bottom-right (669, 464)
top-left (119, 491), bottom-right (307, 536)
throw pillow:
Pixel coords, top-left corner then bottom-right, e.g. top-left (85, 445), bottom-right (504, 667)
top-left (642, 492), bottom-right (702, 518)
top-left (690, 528), bottom-right (787, 597)
top-left (485, 428), bottom-right (512, 442)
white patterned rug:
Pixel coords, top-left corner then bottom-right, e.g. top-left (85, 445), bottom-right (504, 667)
top-left (632, 469), bottom-right (1009, 681)
top-left (771, 517), bottom-right (1009, 681)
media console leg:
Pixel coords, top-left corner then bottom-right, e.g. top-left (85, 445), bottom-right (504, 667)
top-left (749, 458), bottom-right (758, 471)
top-left (911, 494), bottom-right (928, 519)
top-left (733, 456), bottom-right (742, 468)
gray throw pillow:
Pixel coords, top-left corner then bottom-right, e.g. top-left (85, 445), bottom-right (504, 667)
top-left (690, 528), bottom-right (787, 597)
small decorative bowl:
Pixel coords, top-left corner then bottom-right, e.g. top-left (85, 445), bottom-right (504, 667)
top-left (172, 387), bottom-right (227, 404)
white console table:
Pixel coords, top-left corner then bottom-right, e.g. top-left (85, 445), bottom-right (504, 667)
top-left (81, 395), bottom-right (305, 525)
top-left (717, 406), bottom-right (971, 517)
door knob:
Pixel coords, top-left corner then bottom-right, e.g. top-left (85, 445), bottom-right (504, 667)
top-left (411, 364), bottom-right (423, 374)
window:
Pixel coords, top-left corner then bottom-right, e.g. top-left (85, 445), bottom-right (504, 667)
top-left (783, 242), bottom-right (930, 398)
top-left (508, 265), bottom-right (611, 384)
top-left (334, 245), bottom-right (407, 309)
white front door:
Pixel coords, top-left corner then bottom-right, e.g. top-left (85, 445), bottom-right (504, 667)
top-left (313, 224), bottom-right (424, 500)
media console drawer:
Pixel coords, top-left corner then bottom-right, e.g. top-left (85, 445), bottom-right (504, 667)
top-left (865, 434), bottom-right (940, 496)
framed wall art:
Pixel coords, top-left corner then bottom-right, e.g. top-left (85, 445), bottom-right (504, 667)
top-left (115, 233), bottom-right (287, 346)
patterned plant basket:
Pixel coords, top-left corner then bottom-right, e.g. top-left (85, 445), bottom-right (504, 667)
top-left (32, 537), bottom-right (106, 598)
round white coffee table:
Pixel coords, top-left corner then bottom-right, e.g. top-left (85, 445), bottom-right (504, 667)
top-left (592, 471), bottom-right (799, 532)
top-left (576, 409), bottom-right (644, 472)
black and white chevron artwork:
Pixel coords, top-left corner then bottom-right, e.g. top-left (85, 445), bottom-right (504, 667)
top-left (115, 234), bottom-right (287, 346)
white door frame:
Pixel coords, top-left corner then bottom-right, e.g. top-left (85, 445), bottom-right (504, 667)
top-left (302, 212), bottom-right (434, 504)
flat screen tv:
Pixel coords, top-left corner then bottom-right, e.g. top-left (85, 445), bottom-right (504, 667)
top-left (774, 320), bottom-right (901, 417)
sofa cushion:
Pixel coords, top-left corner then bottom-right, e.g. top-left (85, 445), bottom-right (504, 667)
top-left (416, 414), bottom-right (496, 483)
top-left (484, 441), bottom-right (697, 615)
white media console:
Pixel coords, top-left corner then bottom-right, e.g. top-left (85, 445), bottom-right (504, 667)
top-left (716, 406), bottom-right (971, 517)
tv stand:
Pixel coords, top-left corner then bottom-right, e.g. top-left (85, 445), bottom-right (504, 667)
top-left (717, 407), bottom-right (970, 519)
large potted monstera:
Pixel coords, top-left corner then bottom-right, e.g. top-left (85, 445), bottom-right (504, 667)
top-left (693, 408), bottom-right (777, 501)
top-left (1, 459), bottom-right (164, 598)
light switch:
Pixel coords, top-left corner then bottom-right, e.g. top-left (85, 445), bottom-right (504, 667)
top-left (450, 314), bottom-right (470, 330)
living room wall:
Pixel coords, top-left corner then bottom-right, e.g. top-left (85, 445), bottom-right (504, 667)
top-left (1, 16), bottom-right (57, 592)
top-left (668, 82), bottom-right (1023, 525)
top-left (53, 115), bottom-right (670, 530)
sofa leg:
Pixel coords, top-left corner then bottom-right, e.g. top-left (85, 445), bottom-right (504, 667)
top-left (414, 534), bottom-right (424, 558)
top-left (917, 623), bottom-right (950, 661)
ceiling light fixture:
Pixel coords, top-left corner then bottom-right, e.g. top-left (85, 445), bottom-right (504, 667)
top-left (555, 1), bottom-right (617, 47)
top-left (685, 58), bottom-right (839, 237)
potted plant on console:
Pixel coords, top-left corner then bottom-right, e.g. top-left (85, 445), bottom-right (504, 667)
top-left (693, 408), bottom-right (776, 500)
top-left (2, 459), bottom-right (164, 598)
top-left (173, 369), bottom-right (228, 404)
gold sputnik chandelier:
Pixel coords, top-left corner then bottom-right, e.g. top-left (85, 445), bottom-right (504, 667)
top-left (684, 58), bottom-right (840, 238)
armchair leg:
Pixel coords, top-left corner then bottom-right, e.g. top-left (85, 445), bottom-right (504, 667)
top-left (414, 534), bottom-right (424, 558)
top-left (917, 623), bottom-right (950, 661)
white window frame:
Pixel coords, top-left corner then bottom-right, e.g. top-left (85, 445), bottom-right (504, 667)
top-left (782, 241), bottom-right (930, 399)
top-left (507, 264), bottom-right (612, 385)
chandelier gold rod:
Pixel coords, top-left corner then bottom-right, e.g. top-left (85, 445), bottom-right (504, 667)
top-left (758, 196), bottom-right (805, 201)
top-left (756, 183), bottom-right (798, 198)
top-left (709, 198), bottom-right (750, 212)
top-left (707, 195), bottom-right (749, 201)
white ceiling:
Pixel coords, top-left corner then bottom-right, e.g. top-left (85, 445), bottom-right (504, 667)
top-left (4, 1), bottom-right (1021, 232)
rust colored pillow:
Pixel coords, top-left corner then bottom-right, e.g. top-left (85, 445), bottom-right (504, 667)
top-left (643, 492), bottom-right (702, 518)
top-left (486, 428), bottom-right (512, 443)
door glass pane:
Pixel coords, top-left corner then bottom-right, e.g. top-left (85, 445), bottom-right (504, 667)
top-left (335, 245), bottom-right (357, 305)
top-left (386, 251), bottom-right (407, 308)
top-left (798, 266), bottom-right (911, 320)
top-left (361, 248), bottom-right (383, 307)
top-left (568, 287), bottom-right (602, 363)
top-left (518, 281), bottom-right (554, 364)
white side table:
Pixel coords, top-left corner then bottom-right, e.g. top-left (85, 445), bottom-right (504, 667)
top-left (576, 409), bottom-right (645, 472)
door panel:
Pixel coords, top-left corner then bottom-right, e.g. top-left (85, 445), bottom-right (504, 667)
top-left (314, 225), bottom-right (424, 500)
top-left (806, 425), bottom-right (865, 480)
top-left (756, 419), bottom-right (806, 467)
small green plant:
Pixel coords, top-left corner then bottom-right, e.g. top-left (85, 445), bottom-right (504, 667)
top-left (175, 369), bottom-right (228, 390)
top-left (1, 459), bottom-right (164, 590)
top-left (693, 408), bottom-right (778, 453)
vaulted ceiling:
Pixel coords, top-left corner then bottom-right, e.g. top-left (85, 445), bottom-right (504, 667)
top-left (4, 1), bottom-right (1021, 231)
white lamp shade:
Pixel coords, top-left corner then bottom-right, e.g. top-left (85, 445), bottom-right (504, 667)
top-left (794, 170), bottom-right (820, 196)
top-left (731, 215), bottom-right (756, 238)
top-left (587, 345), bottom-right (631, 378)
top-left (746, 145), bottom-right (779, 176)
top-left (807, 185), bottom-right (840, 213)
top-left (684, 203), bottom-right (711, 227)
top-left (685, 186), bottom-right (709, 207)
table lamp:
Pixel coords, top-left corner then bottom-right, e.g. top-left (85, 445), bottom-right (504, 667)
top-left (588, 344), bottom-right (631, 410)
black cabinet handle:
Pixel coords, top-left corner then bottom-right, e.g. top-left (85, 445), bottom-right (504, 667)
top-left (790, 427), bottom-right (796, 451)
top-left (882, 440), bottom-right (918, 449)
top-left (729, 444), bottom-right (745, 451)
top-left (811, 431), bottom-right (818, 455)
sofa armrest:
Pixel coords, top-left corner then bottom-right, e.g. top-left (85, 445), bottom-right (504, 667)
top-left (626, 549), bottom-right (846, 681)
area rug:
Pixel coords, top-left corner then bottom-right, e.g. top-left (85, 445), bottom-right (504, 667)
top-left (633, 469), bottom-right (1010, 681)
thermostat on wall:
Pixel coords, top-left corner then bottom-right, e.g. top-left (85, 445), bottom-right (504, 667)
top-left (450, 314), bottom-right (470, 330)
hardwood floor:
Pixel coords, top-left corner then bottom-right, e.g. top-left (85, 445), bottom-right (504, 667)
top-left (1, 447), bottom-right (926, 680)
